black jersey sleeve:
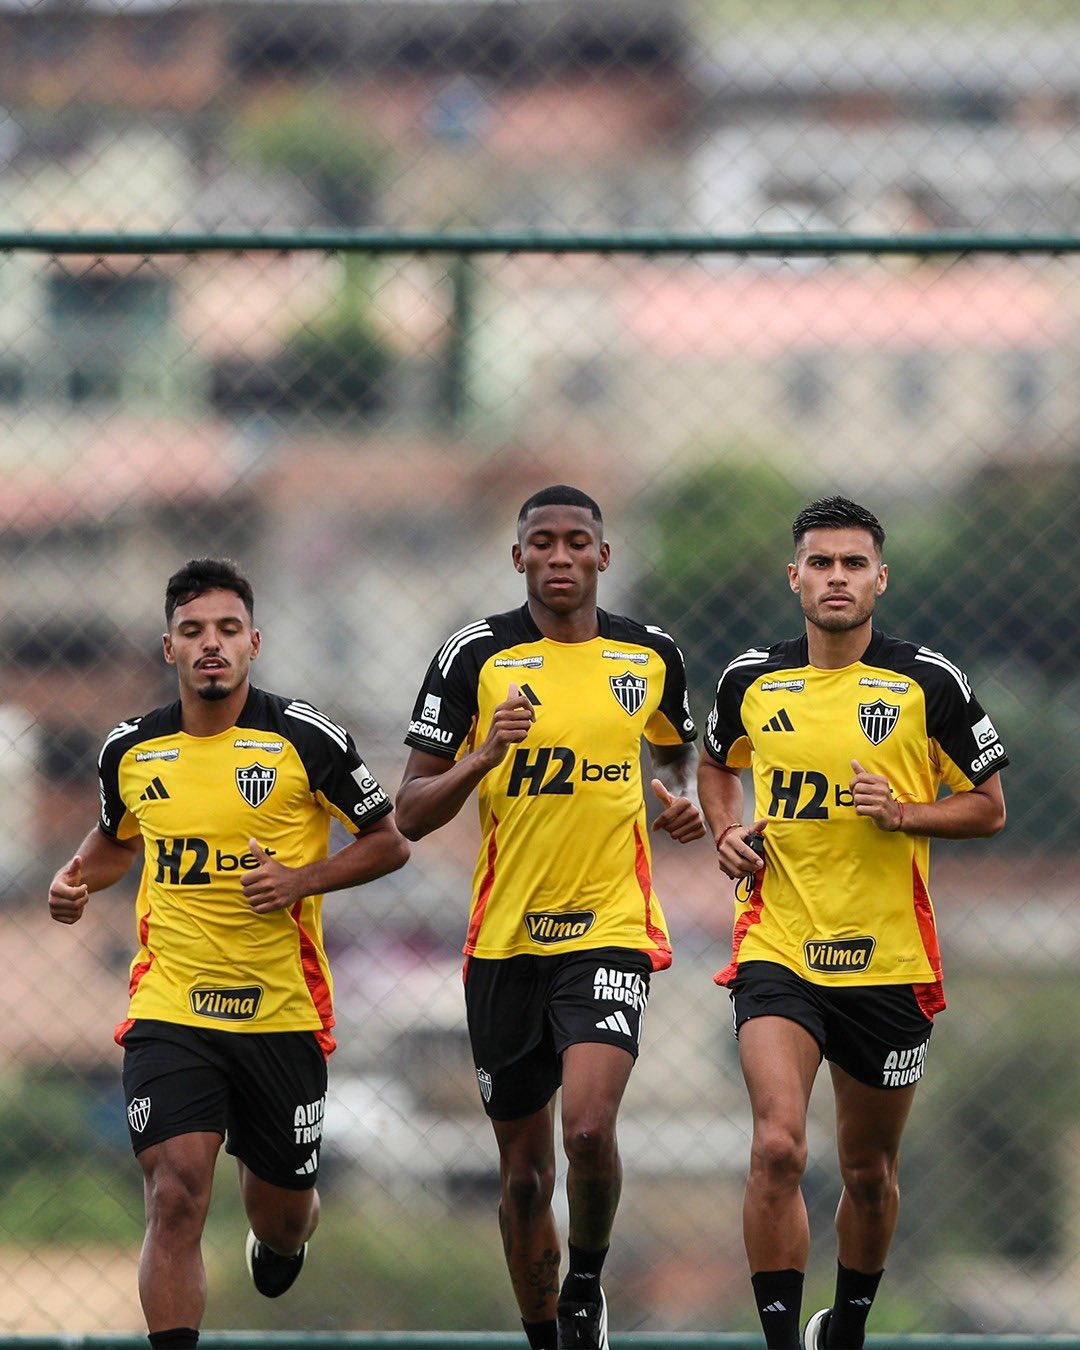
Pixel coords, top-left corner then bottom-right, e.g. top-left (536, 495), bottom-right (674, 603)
top-left (282, 700), bottom-right (393, 832)
top-left (403, 622), bottom-right (488, 760)
top-left (96, 719), bottom-right (145, 840)
top-left (642, 624), bottom-right (697, 745)
top-left (703, 650), bottom-right (770, 768)
top-left (915, 648), bottom-right (1010, 789)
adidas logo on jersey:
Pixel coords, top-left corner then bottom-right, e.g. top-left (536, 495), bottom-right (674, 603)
top-left (139, 776), bottom-right (170, 801)
top-left (595, 1010), bottom-right (633, 1036)
top-left (761, 708), bottom-right (795, 732)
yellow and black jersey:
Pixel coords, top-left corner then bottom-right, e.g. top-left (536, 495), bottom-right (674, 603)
top-left (98, 686), bottom-right (392, 1044)
top-left (704, 630), bottom-right (1008, 994)
top-left (405, 604), bottom-right (697, 967)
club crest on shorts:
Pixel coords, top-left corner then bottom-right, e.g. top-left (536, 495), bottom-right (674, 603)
top-left (858, 699), bottom-right (900, 745)
top-left (236, 763), bottom-right (277, 807)
top-left (127, 1096), bottom-right (151, 1133)
top-left (476, 1068), bottom-right (493, 1103)
top-left (610, 672), bottom-right (647, 716)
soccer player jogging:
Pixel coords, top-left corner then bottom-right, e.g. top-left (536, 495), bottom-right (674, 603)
top-left (396, 486), bottom-right (705, 1350)
top-left (697, 497), bottom-right (1008, 1350)
top-left (48, 559), bottom-right (409, 1350)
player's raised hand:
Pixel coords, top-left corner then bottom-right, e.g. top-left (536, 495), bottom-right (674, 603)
top-left (478, 682), bottom-right (536, 769)
top-left (651, 778), bottom-right (706, 844)
top-left (242, 839), bottom-right (303, 914)
top-left (49, 855), bottom-right (90, 925)
top-left (850, 759), bottom-right (903, 832)
top-left (715, 819), bottom-right (769, 878)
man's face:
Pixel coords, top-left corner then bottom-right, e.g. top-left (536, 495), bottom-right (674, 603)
top-left (512, 504), bottom-right (610, 615)
top-left (163, 588), bottom-right (260, 702)
top-left (788, 526), bottom-right (887, 633)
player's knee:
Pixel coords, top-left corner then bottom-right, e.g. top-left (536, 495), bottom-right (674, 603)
top-left (750, 1125), bottom-right (808, 1189)
top-left (258, 1209), bottom-right (315, 1254)
top-left (501, 1158), bottom-right (556, 1216)
top-left (562, 1120), bottom-right (617, 1171)
top-left (247, 1185), bottom-right (318, 1253)
top-left (145, 1165), bottom-right (212, 1233)
top-left (839, 1154), bottom-right (898, 1209)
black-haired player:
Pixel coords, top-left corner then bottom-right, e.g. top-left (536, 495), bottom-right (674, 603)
top-left (49, 558), bottom-right (409, 1350)
top-left (698, 496), bottom-right (1007, 1350)
top-left (397, 487), bottom-right (705, 1350)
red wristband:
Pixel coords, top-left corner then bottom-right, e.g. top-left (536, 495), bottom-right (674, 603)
top-left (894, 801), bottom-right (906, 832)
top-left (716, 823), bottom-right (742, 850)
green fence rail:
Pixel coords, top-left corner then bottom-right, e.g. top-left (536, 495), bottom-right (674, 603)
top-left (3, 230), bottom-right (1080, 255)
top-left (4, 1336), bottom-right (1080, 1350)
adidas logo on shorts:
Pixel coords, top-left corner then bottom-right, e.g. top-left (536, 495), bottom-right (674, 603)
top-left (595, 1010), bottom-right (633, 1036)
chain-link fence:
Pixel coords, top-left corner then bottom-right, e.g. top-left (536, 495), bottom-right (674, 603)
top-left (1, 0), bottom-right (1078, 1342)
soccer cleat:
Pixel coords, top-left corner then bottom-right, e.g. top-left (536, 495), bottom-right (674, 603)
top-left (245, 1227), bottom-right (307, 1298)
top-left (803, 1307), bottom-right (832, 1350)
top-left (557, 1286), bottom-right (609, 1350)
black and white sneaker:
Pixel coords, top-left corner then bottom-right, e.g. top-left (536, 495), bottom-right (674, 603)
top-left (557, 1286), bottom-right (609, 1350)
top-left (245, 1228), bottom-right (307, 1298)
top-left (803, 1307), bottom-right (832, 1350)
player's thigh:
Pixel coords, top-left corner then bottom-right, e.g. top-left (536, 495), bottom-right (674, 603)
top-left (560, 1041), bottom-right (635, 1138)
top-left (830, 1064), bottom-right (918, 1169)
top-left (120, 1019), bottom-right (230, 1154)
top-left (223, 1031), bottom-right (328, 1191)
top-left (823, 982), bottom-right (933, 1164)
top-left (465, 955), bottom-right (560, 1121)
top-left (729, 962), bottom-right (824, 1129)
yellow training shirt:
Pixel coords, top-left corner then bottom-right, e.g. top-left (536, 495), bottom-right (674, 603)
top-left (405, 605), bottom-right (697, 967)
top-left (704, 630), bottom-right (1008, 998)
top-left (98, 686), bottom-right (392, 1046)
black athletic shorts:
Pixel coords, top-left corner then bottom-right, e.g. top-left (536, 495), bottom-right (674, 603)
top-left (120, 1019), bottom-right (329, 1189)
top-left (464, 948), bottom-right (653, 1121)
top-left (728, 961), bottom-right (935, 1090)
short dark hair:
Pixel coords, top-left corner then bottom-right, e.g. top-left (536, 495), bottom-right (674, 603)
top-left (792, 496), bottom-right (885, 555)
top-left (165, 558), bottom-right (254, 627)
top-left (517, 485), bottom-right (603, 532)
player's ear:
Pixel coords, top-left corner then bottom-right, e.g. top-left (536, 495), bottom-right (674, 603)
top-left (597, 540), bottom-right (611, 572)
top-left (162, 634), bottom-right (174, 665)
top-left (250, 628), bottom-right (261, 659)
top-left (512, 543), bottom-right (525, 573)
top-left (787, 561), bottom-right (800, 593)
top-left (876, 563), bottom-right (888, 595)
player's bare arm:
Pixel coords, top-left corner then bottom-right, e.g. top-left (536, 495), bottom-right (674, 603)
top-left (48, 825), bottom-right (141, 925)
top-left (697, 754), bottom-right (768, 880)
top-left (242, 816), bottom-right (410, 915)
top-left (850, 759), bottom-right (1006, 838)
top-left (395, 682), bottom-right (535, 841)
top-left (648, 742), bottom-right (706, 843)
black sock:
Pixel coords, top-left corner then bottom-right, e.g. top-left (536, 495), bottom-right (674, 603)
top-left (558, 1241), bottom-right (608, 1306)
top-left (751, 1268), bottom-right (803, 1350)
top-left (148, 1331), bottom-right (199, 1350)
top-left (826, 1263), bottom-right (883, 1349)
top-left (521, 1317), bottom-right (558, 1349)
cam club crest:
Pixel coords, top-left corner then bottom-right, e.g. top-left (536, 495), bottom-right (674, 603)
top-left (236, 763), bottom-right (277, 807)
top-left (858, 699), bottom-right (900, 746)
top-left (127, 1096), bottom-right (151, 1133)
top-left (610, 671), bottom-right (647, 716)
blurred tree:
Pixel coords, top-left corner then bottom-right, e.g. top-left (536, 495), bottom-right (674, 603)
top-left (881, 461), bottom-right (1080, 679)
top-left (284, 258), bottom-right (393, 418)
top-left (631, 460), bottom-right (806, 701)
top-left (231, 95), bottom-right (390, 226)
top-left (210, 255), bottom-right (393, 420)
